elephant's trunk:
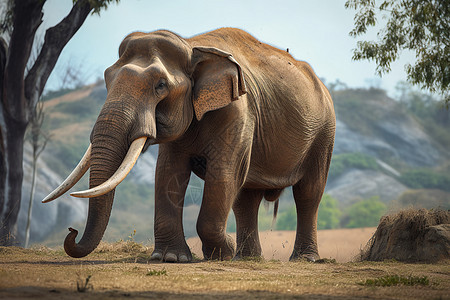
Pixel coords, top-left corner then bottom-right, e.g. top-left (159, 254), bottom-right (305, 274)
top-left (63, 134), bottom-right (124, 258)
top-left (63, 100), bottom-right (150, 258)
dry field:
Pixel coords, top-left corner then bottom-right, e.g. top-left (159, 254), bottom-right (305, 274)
top-left (0, 228), bottom-right (449, 299)
top-left (188, 227), bottom-right (377, 263)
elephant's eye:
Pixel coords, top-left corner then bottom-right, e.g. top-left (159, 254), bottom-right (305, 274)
top-left (155, 79), bottom-right (169, 98)
top-left (156, 79), bottom-right (167, 90)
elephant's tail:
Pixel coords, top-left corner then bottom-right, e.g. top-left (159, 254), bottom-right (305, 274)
top-left (271, 199), bottom-right (279, 228)
top-left (263, 189), bottom-right (283, 228)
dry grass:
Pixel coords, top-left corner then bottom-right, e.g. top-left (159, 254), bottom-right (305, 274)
top-left (362, 209), bottom-right (450, 262)
top-left (42, 85), bottom-right (94, 109)
top-left (1, 230), bottom-right (449, 299)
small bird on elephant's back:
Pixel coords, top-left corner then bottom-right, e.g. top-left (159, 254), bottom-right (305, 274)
top-left (43, 28), bottom-right (335, 262)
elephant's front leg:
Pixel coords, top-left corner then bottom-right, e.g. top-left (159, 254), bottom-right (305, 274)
top-left (151, 146), bottom-right (192, 262)
top-left (196, 175), bottom-right (239, 260)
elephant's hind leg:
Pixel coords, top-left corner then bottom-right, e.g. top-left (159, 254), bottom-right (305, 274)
top-left (290, 181), bottom-right (322, 262)
top-left (290, 144), bottom-right (333, 262)
top-left (233, 189), bottom-right (264, 259)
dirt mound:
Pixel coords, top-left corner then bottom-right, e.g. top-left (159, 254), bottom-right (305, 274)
top-left (362, 209), bottom-right (450, 262)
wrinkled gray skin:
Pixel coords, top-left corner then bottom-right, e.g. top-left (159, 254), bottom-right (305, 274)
top-left (63, 28), bottom-right (335, 262)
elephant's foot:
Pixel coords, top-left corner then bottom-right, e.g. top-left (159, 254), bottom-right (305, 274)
top-left (289, 247), bottom-right (319, 262)
top-left (151, 243), bottom-right (193, 263)
top-left (202, 234), bottom-right (235, 260)
top-left (234, 244), bottom-right (262, 260)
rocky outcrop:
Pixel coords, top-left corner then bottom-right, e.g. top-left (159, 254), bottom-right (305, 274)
top-left (325, 169), bottom-right (408, 206)
top-left (334, 112), bottom-right (441, 167)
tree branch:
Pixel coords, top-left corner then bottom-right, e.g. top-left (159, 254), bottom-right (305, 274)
top-left (24, 0), bottom-right (92, 111)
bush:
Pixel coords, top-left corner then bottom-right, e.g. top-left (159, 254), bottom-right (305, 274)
top-left (344, 197), bottom-right (386, 228)
top-left (399, 169), bottom-right (450, 192)
top-left (317, 194), bottom-right (341, 230)
top-left (276, 205), bottom-right (296, 231)
top-left (329, 152), bottom-right (380, 180)
top-left (276, 194), bottom-right (341, 231)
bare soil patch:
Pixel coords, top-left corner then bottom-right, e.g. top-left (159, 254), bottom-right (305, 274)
top-left (1, 230), bottom-right (449, 299)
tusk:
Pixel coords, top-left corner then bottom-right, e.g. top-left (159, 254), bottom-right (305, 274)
top-left (70, 137), bottom-right (147, 198)
top-left (42, 145), bottom-right (92, 203)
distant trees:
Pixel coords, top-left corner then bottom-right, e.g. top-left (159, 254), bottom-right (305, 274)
top-left (0, 0), bottom-right (119, 246)
top-left (328, 153), bottom-right (380, 181)
top-left (277, 195), bottom-right (387, 230)
top-left (399, 170), bottom-right (450, 192)
top-left (276, 205), bottom-right (296, 231)
top-left (344, 197), bottom-right (386, 228)
top-left (345, 0), bottom-right (450, 103)
top-left (277, 194), bottom-right (342, 231)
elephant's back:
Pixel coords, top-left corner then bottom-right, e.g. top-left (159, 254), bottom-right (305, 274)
top-left (187, 28), bottom-right (295, 68)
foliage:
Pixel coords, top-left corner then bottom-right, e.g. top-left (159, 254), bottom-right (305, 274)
top-left (81, 0), bottom-right (121, 15)
top-left (329, 152), bottom-right (380, 180)
top-left (317, 194), bottom-right (341, 230)
top-left (345, 0), bottom-right (450, 103)
top-left (276, 194), bottom-right (341, 231)
top-left (275, 205), bottom-right (296, 231)
top-left (344, 197), bottom-right (386, 228)
top-left (399, 169), bottom-right (450, 192)
top-left (360, 274), bottom-right (430, 287)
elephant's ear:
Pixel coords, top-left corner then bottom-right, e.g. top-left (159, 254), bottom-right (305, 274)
top-left (191, 46), bottom-right (247, 121)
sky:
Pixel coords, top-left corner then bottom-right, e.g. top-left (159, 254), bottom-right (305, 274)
top-left (42, 0), bottom-right (416, 96)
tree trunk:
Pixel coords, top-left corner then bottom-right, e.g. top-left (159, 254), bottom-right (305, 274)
top-left (0, 129), bottom-right (5, 219)
top-left (0, 114), bottom-right (27, 245)
top-left (0, 0), bottom-right (93, 246)
top-left (0, 37), bottom-right (8, 223)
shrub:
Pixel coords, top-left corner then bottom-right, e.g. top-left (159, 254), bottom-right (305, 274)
top-left (344, 197), bottom-right (386, 228)
top-left (317, 194), bottom-right (341, 230)
top-left (399, 169), bottom-right (450, 192)
top-left (276, 194), bottom-right (341, 230)
top-left (329, 153), bottom-right (380, 180)
top-left (276, 205), bottom-right (296, 231)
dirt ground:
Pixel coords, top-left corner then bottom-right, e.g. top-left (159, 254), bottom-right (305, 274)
top-left (0, 228), bottom-right (449, 299)
top-left (188, 227), bottom-right (376, 262)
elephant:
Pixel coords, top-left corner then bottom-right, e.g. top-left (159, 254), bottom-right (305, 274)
top-left (43, 28), bottom-right (335, 262)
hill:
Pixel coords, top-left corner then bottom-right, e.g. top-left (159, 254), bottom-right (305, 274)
top-left (16, 81), bottom-right (450, 246)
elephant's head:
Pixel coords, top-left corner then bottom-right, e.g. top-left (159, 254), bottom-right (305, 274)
top-left (42, 30), bottom-right (246, 258)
